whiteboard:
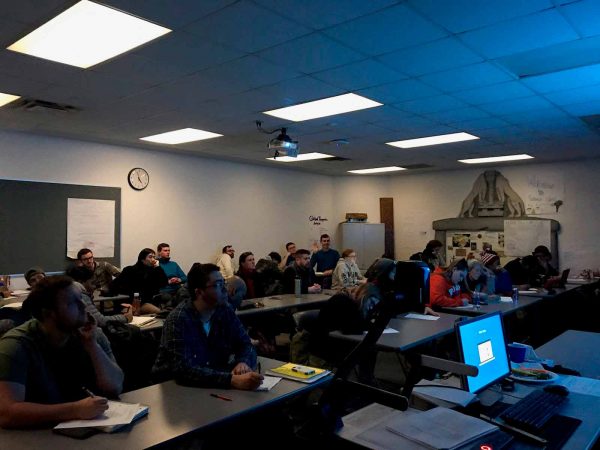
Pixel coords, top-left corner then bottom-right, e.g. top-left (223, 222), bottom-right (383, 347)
top-left (503, 220), bottom-right (551, 257)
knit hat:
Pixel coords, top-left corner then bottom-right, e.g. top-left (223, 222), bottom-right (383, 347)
top-left (481, 253), bottom-right (500, 267)
top-left (24, 267), bottom-right (45, 285)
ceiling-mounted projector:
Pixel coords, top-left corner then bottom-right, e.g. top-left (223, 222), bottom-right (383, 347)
top-left (268, 128), bottom-right (299, 157)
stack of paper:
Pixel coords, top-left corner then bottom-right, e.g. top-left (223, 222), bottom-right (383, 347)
top-left (267, 363), bottom-right (330, 383)
top-left (130, 316), bottom-right (157, 327)
top-left (256, 376), bottom-right (282, 391)
top-left (54, 401), bottom-right (149, 433)
top-left (386, 407), bottom-right (497, 449)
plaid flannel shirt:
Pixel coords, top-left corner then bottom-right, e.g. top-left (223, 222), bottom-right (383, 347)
top-left (152, 299), bottom-right (256, 388)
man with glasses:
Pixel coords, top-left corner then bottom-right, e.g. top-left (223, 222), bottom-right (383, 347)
top-left (152, 263), bottom-right (262, 390)
top-left (215, 245), bottom-right (236, 279)
top-left (77, 248), bottom-right (120, 295)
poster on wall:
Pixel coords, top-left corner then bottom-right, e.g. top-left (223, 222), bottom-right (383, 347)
top-left (308, 215), bottom-right (329, 250)
top-left (524, 173), bottom-right (565, 215)
top-left (445, 231), bottom-right (505, 265)
top-left (504, 220), bottom-right (551, 257)
top-left (67, 198), bottom-right (115, 258)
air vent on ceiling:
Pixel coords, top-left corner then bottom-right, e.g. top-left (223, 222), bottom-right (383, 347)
top-left (322, 156), bottom-right (351, 162)
top-left (10, 98), bottom-right (79, 113)
top-left (402, 163), bottom-right (434, 169)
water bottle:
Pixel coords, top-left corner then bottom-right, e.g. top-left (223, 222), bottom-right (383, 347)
top-left (473, 291), bottom-right (480, 309)
top-left (133, 292), bottom-right (141, 315)
top-left (512, 287), bottom-right (519, 304)
top-left (294, 275), bottom-right (301, 297)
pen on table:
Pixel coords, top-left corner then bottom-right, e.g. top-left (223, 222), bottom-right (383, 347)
top-left (82, 387), bottom-right (95, 398)
top-left (210, 393), bottom-right (232, 401)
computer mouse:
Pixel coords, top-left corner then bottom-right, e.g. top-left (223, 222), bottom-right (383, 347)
top-left (543, 384), bottom-right (569, 396)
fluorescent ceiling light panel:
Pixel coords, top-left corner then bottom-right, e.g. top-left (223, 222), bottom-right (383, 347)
top-left (266, 152), bottom-right (335, 162)
top-left (7, 0), bottom-right (171, 68)
top-left (458, 154), bottom-right (534, 164)
top-left (140, 128), bottom-right (223, 144)
top-left (263, 93), bottom-right (382, 122)
top-left (387, 132), bottom-right (479, 148)
top-left (0, 92), bottom-right (20, 107)
top-left (348, 166), bottom-right (406, 174)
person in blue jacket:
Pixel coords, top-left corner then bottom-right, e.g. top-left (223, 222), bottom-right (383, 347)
top-left (157, 243), bottom-right (187, 297)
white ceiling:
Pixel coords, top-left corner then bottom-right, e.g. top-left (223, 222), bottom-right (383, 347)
top-left (1, 0), bottom-right (600, 175)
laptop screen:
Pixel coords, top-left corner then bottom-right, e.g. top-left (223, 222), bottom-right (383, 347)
top-left (455, 312), bottom-right (511, 393)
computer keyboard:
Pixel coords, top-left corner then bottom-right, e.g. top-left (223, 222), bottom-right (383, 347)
top-left (500, 389), bottom-right (567, 433)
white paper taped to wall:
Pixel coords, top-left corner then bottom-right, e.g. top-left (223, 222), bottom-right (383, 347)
top-left (67, 198), bottom-right (115, 258)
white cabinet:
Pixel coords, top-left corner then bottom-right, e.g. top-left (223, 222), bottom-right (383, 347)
top-left (339, 223), bottom-right (385, 270)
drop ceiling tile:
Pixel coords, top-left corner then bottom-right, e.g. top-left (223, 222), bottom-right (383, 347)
top-left (452, 81), bottom-right (534, 105)
top-left (447, 117), bottom-right (511, 131)
top-left (102, 0), bottom-right (237, 28)
top-left (93, 54), bottom-right (190, 88)
top-left (133, 31), bottom-right (244, 74)
top-left (406, 0), bottom-right (553, 33)
top-left (323, 4), bottom-right (447, 56)
top-left (255, 76), bottom-right (345, 108)
top-left (0, 72), bottom-right (50, 97)
top-left (0, 49), bottom-right (82, 86)
top-left (1, 0), bottom-right (69, 25)
top-left (560, 100), bottom-right (600, 117)
top-left (522, 63), bottom-right (600, 94)
top-left (357, 79), bottom-right (441, 104)
top-left (424, 107), bottom-right (490, 124)
top-left (184, 1), bottom-right (311, 53)
top-left (561, 0), bottom-right (600, 37)
top-left (459, 10), bottom-right (579, 59)
top-left (257, 33), bottom-right (364, 74)
top-left (479, 96), bottom-right (554, 115)
top-left (544, 84), bottom-right (600, 106)
top-left (377, 37), bottom-right (483, 77)
top-left (395, 94), bottom-right (467, 114)
top-left (252, 0), bottom-right (397, 29)
top-left (312, 59), bottom-right (406, 91)
top-left (419, 63), bottom-right (513, 93)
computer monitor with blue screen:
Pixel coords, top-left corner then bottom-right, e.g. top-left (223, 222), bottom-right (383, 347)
top-left (455, 312), bottom-right (510, 393)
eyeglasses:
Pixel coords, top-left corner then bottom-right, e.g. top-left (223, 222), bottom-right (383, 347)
top-left (206, 280), bottom-right (228, 290)
top-left (81, 256), bottom-right (94, 261)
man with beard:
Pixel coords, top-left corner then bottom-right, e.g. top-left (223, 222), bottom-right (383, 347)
top-left (283, 249), bottom-right (322, 294)
top-left (0, 276), bottom-right (123, 428)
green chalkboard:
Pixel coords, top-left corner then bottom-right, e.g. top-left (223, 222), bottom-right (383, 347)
top-left (0, 179), bottom-right (120, 274)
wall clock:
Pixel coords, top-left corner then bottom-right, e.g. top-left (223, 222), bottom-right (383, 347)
top-left (128, 168), bottom-right (149, 190)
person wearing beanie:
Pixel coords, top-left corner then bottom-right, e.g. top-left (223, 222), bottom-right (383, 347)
top-left (481, 252), bottom-right (514, 296)
top-left (24, 267), bottom-right (45, 289)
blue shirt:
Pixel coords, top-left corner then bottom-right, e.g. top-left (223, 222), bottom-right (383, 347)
top-left (159, 259), bottom-right (187, 294)
top-left (152, 299), bottom-right (256, 388)
top-left (310, 249), bottom-right (340, 272)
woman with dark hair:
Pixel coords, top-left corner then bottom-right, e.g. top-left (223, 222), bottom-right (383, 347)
top-left (236, 252), bottom-right (256, 299)
top-left (410, 240), bottom-right (444, 271)
top-left (429, 258), bottom-right (471, 308)
top-left (109, 248), bottom-right (168, 314)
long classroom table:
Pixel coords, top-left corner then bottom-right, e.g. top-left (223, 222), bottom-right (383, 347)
top-left (0, 357), bottom-right (331, 450)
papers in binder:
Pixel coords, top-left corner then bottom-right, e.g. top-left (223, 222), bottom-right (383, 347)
top-left (54, 401), bottom-right (148, 432)
top-left (267, 363), bottom-right (330, 383)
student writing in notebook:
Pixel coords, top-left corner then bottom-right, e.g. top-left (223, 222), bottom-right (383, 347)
top-left (429, 259), bottom-right (471, 308)
top-left (152, 263), bottom-right (263, 390)
top-left (0, 276), bottom-right (123, 428)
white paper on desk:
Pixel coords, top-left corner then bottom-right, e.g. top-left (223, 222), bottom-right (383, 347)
top-left (499, 296), bottom-right (513, 303)
top-left (386, 407), bottom-right (497, 450)
top-left (404, 313), bottom-right (440, 321)
top-left (454, 305), bottom-right (474, 310)
top-left (130, 316), bottom-right (156, 327)
top-left (54, 401), bottom-right (141, 429)
top-left (11, 290), bottom-right (29, 296)
top-left (256, 376), bottom-right (282, 391)
top-left (558, 375), bottom-right (600, 397)
top-left (0, 302), bottom-right (22, 309)
top-left (363, 327), bottom-right (398, 335)
top-left (413, 381), bottom-right (476, 407)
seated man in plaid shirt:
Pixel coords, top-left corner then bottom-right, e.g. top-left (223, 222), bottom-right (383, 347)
top-left (152, 263), bottom-right (263, 390)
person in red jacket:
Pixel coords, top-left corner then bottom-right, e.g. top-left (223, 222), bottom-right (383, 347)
top-left (429, 259), bottom-right (471, 308)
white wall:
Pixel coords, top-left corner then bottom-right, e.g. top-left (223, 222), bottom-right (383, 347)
top-left (388, 159), bottom-right (600, 273)
top-left (0, 130), bottom-right (334, 275)
top-left (2, 129), bottom-right (599, 278)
